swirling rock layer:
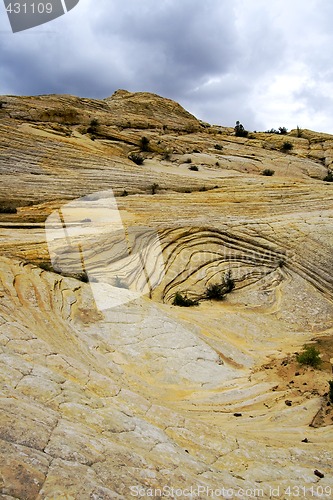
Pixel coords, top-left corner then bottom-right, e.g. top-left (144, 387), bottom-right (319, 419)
top-left (1, 91), bottom-right (333, 498)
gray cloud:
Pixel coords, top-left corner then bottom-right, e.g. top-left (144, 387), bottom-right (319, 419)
top-left (0, 0), bottom-right (333, 133)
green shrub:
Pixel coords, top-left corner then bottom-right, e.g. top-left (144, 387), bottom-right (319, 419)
top-left (39, 261), bottom-right (54, 272)
top-left (151, 183), bottom-right (159, 195)
top-left (296, 125), bottom-right (303, 138)
top-left (189, 165), bottom-right (199, 171)
top-left (296, 345), bottom-right (321, 368)
top-left (172, 292), bottom-right (198, 307)
top-left (129, 153), bottom-right (144, 165)
top-left (265, 127), bottom-right (288, 135)
top-left (0, 206), bottom-right (17, 214)
top-left (323, 170), bottom-right (333, 182)
top-left (205, 283), bottom-right (226, 300)
top-left (205, 271), bottom-right (235, 300)
top-left (265, 128), bottom-right (279, 134)
top-left (328, 380), bottom-right (333, 403)
top-left (87, 118), bottom-right (99, 134)
top-left (162, 151), bottom-right (171, 161)
top-left (140, 136), bottom-right (150, 152)
top-left (281, 141), bottom-right (293, 153)
top-left (38, 262), bottom-right (89, 283)
top-left (234, 121), bottom-right (248, 138)
top-left (76, 272), bottom-right (89, 283)
top-left (224, 270), bottom-right (235, 293)
top-left (262, 169), bottom-right (275, 176)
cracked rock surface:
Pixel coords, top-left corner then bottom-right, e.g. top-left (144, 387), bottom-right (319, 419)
top-left (0, 91), bottom-right (333, 498)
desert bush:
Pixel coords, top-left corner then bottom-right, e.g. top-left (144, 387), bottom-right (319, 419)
top-left (140, 136), bottom-right (150, 152)
top-left (214, 144), bottom-right (223, 150)
top-left (281, 141), bottom-right (293, 153)
top-left (129, 153), bottom-right (144, 165)
top-left (173, 271), bottom-right (235, 306)
top-left (87, 118), bottom-right (99, 134)
top-left (120, 190), bottom-right (129, 197)
top-left (199, 186), bottom-right (207, 192)
top-left (162, 151), bottom-right (171, 161)
top-left (265, 128), bottom-right (279, 134)
top-left (151, 183), bottom-right (159, 195)
top-left (38, 261), bottom-right (89, 282)
top-left (189, 165), bottom-right (199, 171)
top-left (296, 345), bottom-right (321, 368)
top-left (205, 271), bottom-right (235, 300)
top-left (323, 170), bottom-right (333, 182)
top-left (172, 292), bottom-right (198, 307)
top-left (296, 125), bottom-right (303, 138)
top-left (184, 157), bottom-right (192, 164)
top-left (265, 127), bottom-right (288, 135)
top-left (215, 162), bottom-right (220, 166)
top-left (234, 121), bottom-right (248, 138)
top-left (262, 169), bottom-right (275, 176)
top-left (328, 380), bottom-right (333, 403)
top-left (76, 272), bottom-right (89, 283)
top-left (224, 270), bottom-right (235, 292)
top-left (0, 206), bottom-right (17, 214)
top-left (205, 283), bottom-right (226, 301)
top-left (39, 261), bottom-right (54, 272)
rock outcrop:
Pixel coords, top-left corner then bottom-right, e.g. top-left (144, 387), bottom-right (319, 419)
top-left (1, 91), bottom-right (333, 498)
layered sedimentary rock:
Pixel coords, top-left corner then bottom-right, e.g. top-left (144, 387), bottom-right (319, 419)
top-left (0, 91), bottom-right (333, 498)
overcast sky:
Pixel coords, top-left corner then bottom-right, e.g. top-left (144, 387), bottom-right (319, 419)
top-left (1, 0), bottom-right (333, 133)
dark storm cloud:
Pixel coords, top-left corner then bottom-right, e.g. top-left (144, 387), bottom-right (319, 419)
top-left (86, 0), bottom-right (241, 100)
top-left (0, 0), bottom-right (240, 97)
top-left (1, 0), bottom-right (333, 132)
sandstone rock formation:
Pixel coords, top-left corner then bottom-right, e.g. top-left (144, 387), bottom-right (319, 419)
top-left (0, 91), bottom-right (333, 498)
